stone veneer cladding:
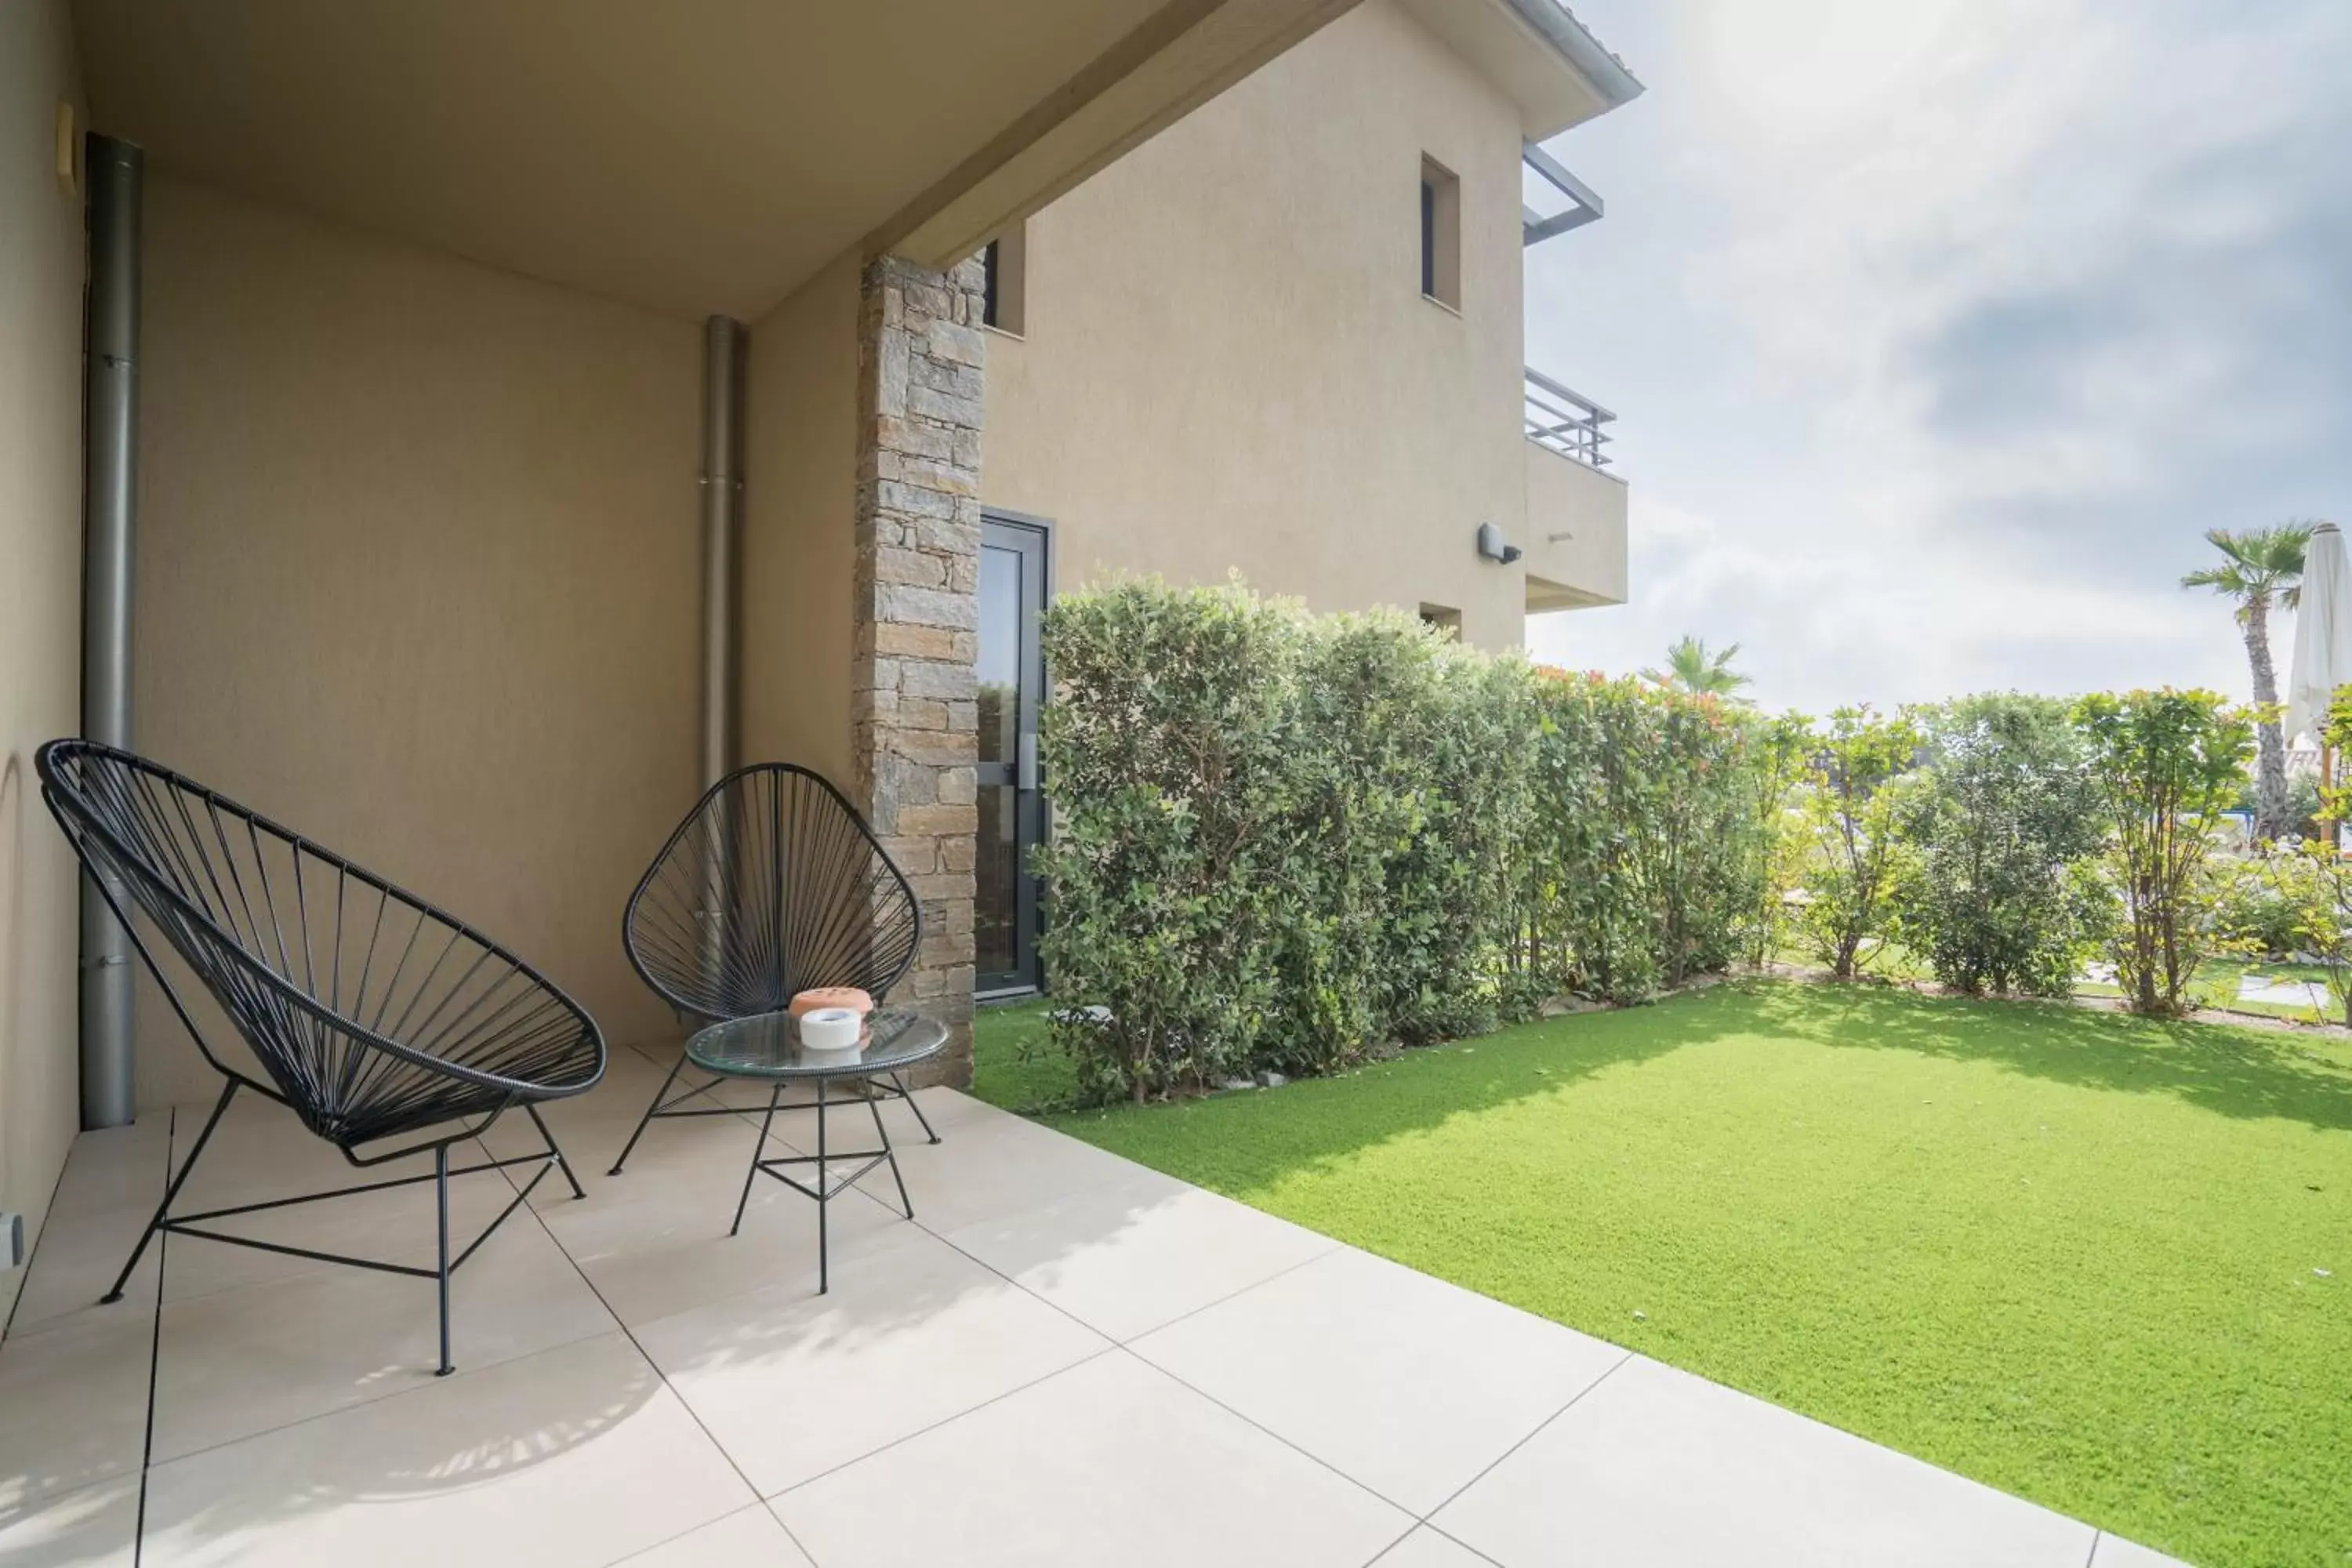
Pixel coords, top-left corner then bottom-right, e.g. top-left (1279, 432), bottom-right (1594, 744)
top-left (854, 255), bottom-right (985, 1086)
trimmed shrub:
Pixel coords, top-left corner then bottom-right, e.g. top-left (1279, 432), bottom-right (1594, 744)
top-left (2072, 688), bottom-right (2253, 1017)
top-left (1033, 582), bottom-right (1551, 1102)
top-left (1277, 611), bottom-right (1537, 1062)
top-left (1791, 706), bottom-right (1926, 980)
top-left (1031, 579), bottom-right (1308, 1102)
top-left (1898, 694), bottom-right (2109, 996)
top-left (1516, 672), bottom-right (1772, 1003)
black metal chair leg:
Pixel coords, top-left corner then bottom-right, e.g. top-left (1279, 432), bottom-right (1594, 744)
top-left (103, 1079), bottom-right (238, 1305)
top-left (864, 1079), bottom-right (914, 1220)
top-left (890, 1069), bottom-right (941, 1145)
top-left (608, 1051), bottom-right (688, 1176)
top-left (731, 1083), bottom-right (782, 1238)
top-left (528, 1105), bottom-right (586, 1200)
top-left (816, 1076), bottom-right (829, 1295)
top-left (434, 1143), bottom-right (454, 1377)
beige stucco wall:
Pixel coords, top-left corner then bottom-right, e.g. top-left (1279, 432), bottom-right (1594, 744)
top-left (131, 178), bottom-right (703, 1107)
top-left (0, 0), bottom-right (88, 1326)
top-left (984, 0), bottom-right (1541, 651)
top-left (740, 252), bottom-right (862, 787)
top-left (1523, 441), bottom-right (1628, 612)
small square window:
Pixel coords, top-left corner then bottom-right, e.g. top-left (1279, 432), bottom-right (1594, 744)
top-left (1420, 156), bottom-right (1461, 311)
top-left (981, 221), bottom-right (1028, 337)
top-left (1419, 603), bottom-right (1462, 639)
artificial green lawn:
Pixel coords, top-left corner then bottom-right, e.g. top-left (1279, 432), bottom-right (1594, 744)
top-left (970, 998), bottom-right (1070, 1112)
top-left (974, 983), bottom-right (2352, 1568)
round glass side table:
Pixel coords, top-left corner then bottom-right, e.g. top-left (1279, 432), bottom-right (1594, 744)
top-left (684, 1009), bottom-right (948, 1292)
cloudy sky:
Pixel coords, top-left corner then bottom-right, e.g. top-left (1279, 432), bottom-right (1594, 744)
top-left (1521, 0), bottom-right (2352, 714)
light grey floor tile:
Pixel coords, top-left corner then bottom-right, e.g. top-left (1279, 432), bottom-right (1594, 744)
top-left (941, 1167), bottom-right (1338, 1341)
top-left (615, 1504), bottom-right (817, 1567)
top-left (8, 1118), bottom-right (169, 1333)
top-left (2089, 1531), bottom-right (2195, 1566)
top-left (1132, 1245), bottom-right (1627, 1515)
top-left (528, 1122), bottom-right (910, 1328)
top-left (140, 1332), bottom-right (754, 1568)
top-left (773, 1350), bottom-right (1413, 1568)
top-left (1374, 1526), bottom-right (1499, 1567)
top-left (637, 1222), bottom-right (1108, 1496)
top-left (0, 1301), bottom-right (154, 1517)
top-left (151, 1194), bottom-right (615, 1461)
top-left (881, 1108), bottom-right (1143, 1234)
top-left (1433, 1355), bottom-right (2096, 1567)
top-left (0, 1475), bottom-right (140, 1568)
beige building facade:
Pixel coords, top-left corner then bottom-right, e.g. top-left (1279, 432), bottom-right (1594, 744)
top-left (0, 0), bottom-right (92, 1327)
top-left (986, 0), bottom-right (1634, 654)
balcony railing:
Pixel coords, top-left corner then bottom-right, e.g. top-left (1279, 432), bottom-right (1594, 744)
top-left (1524, 367), bottom-right (1616, 470)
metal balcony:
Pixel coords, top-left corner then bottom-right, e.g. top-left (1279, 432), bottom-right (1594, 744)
top-left (1524, 367), bottom-right (1615, 470)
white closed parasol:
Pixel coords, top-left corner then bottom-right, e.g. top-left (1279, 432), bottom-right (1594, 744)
top-left (2288, 521), bottom-right (2352, 845)
top-left (2287, 521), bottom-right (2352, 749)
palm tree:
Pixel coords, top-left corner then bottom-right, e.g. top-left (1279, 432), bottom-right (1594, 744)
top-left (1644, 634), bottom-right (1751, 698)
top-left (2182, 521), bottom-right (2313, 840)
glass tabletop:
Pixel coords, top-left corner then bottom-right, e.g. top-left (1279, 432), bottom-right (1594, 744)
top-left (684, 1009), bottom-right (949, 1080)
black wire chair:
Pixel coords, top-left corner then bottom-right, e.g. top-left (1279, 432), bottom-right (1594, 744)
top-left (36, 740), bottom-right (605, 1375)
top-left (608, 762), bottom-right (933, 1174)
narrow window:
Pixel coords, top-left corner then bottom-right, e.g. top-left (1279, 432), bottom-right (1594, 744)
top-left (1421, 181), bottom-right (1436, 296)
top-left (1420, 156), bottom-right (1461, 310)
top-left (1420, 603), bottom-right (1462, 640)
top-left (981, 220), bottom-right (1028, 336)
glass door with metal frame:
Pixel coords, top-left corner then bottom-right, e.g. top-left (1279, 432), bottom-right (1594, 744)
top-left (976, 515), bottom-right (1047, 996)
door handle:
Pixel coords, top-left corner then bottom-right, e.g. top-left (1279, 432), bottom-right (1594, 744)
top-left (1018, 733), bottom-right (1039, 792)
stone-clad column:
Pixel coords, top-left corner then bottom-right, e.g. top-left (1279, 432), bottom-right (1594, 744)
top-left (854, 255), bottom-right (985, 1086)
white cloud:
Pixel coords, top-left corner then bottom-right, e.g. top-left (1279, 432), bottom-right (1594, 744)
top-left (1525, 0), bottom-right (2352, 714)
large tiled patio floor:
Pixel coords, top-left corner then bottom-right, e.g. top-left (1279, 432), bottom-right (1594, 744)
top-left (2, 1039), bottom-right (2181, 1566)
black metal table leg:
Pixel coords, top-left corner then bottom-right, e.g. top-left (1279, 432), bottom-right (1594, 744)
top-left (732, 1083), bottom-right (783, 1237)
top-left (890, 1069), bottom-right (942, 1145)
top-left (864, 1078), bottom-right (914, 1219)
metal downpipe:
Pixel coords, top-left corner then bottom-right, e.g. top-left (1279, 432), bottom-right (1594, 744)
top-left (80, 135), bottom-right (143, 1130)
top-left (700, 316), bottom-right (745, 791)
top-left (698, 318), bottom-right (746, 1002)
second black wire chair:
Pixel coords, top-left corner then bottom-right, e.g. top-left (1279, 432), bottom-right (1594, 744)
top-left (608, 763), bottom-right (934, 1174)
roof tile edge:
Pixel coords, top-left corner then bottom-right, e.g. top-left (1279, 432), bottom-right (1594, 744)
top-left (1505, 0), bottom-right (1646, 105)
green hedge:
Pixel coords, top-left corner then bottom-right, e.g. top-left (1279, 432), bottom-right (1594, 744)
top-left (1033, 580), bottom-right (2255, 1102)
top-left (1036, 580), bottom-right (1775, 1102)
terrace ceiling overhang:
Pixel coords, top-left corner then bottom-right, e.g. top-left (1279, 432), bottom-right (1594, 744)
top-left (1398, 0), bottom-right (1642, 140)
top-left (71, 0), bottom-right (1355, 320)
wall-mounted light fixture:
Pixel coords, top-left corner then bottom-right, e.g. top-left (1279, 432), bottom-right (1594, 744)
top-left (1475, 521), bottom-right (1523, 565)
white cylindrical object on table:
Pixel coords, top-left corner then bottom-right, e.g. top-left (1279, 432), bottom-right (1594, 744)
top-left (798, 1007), bottom-right (864, 1054)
